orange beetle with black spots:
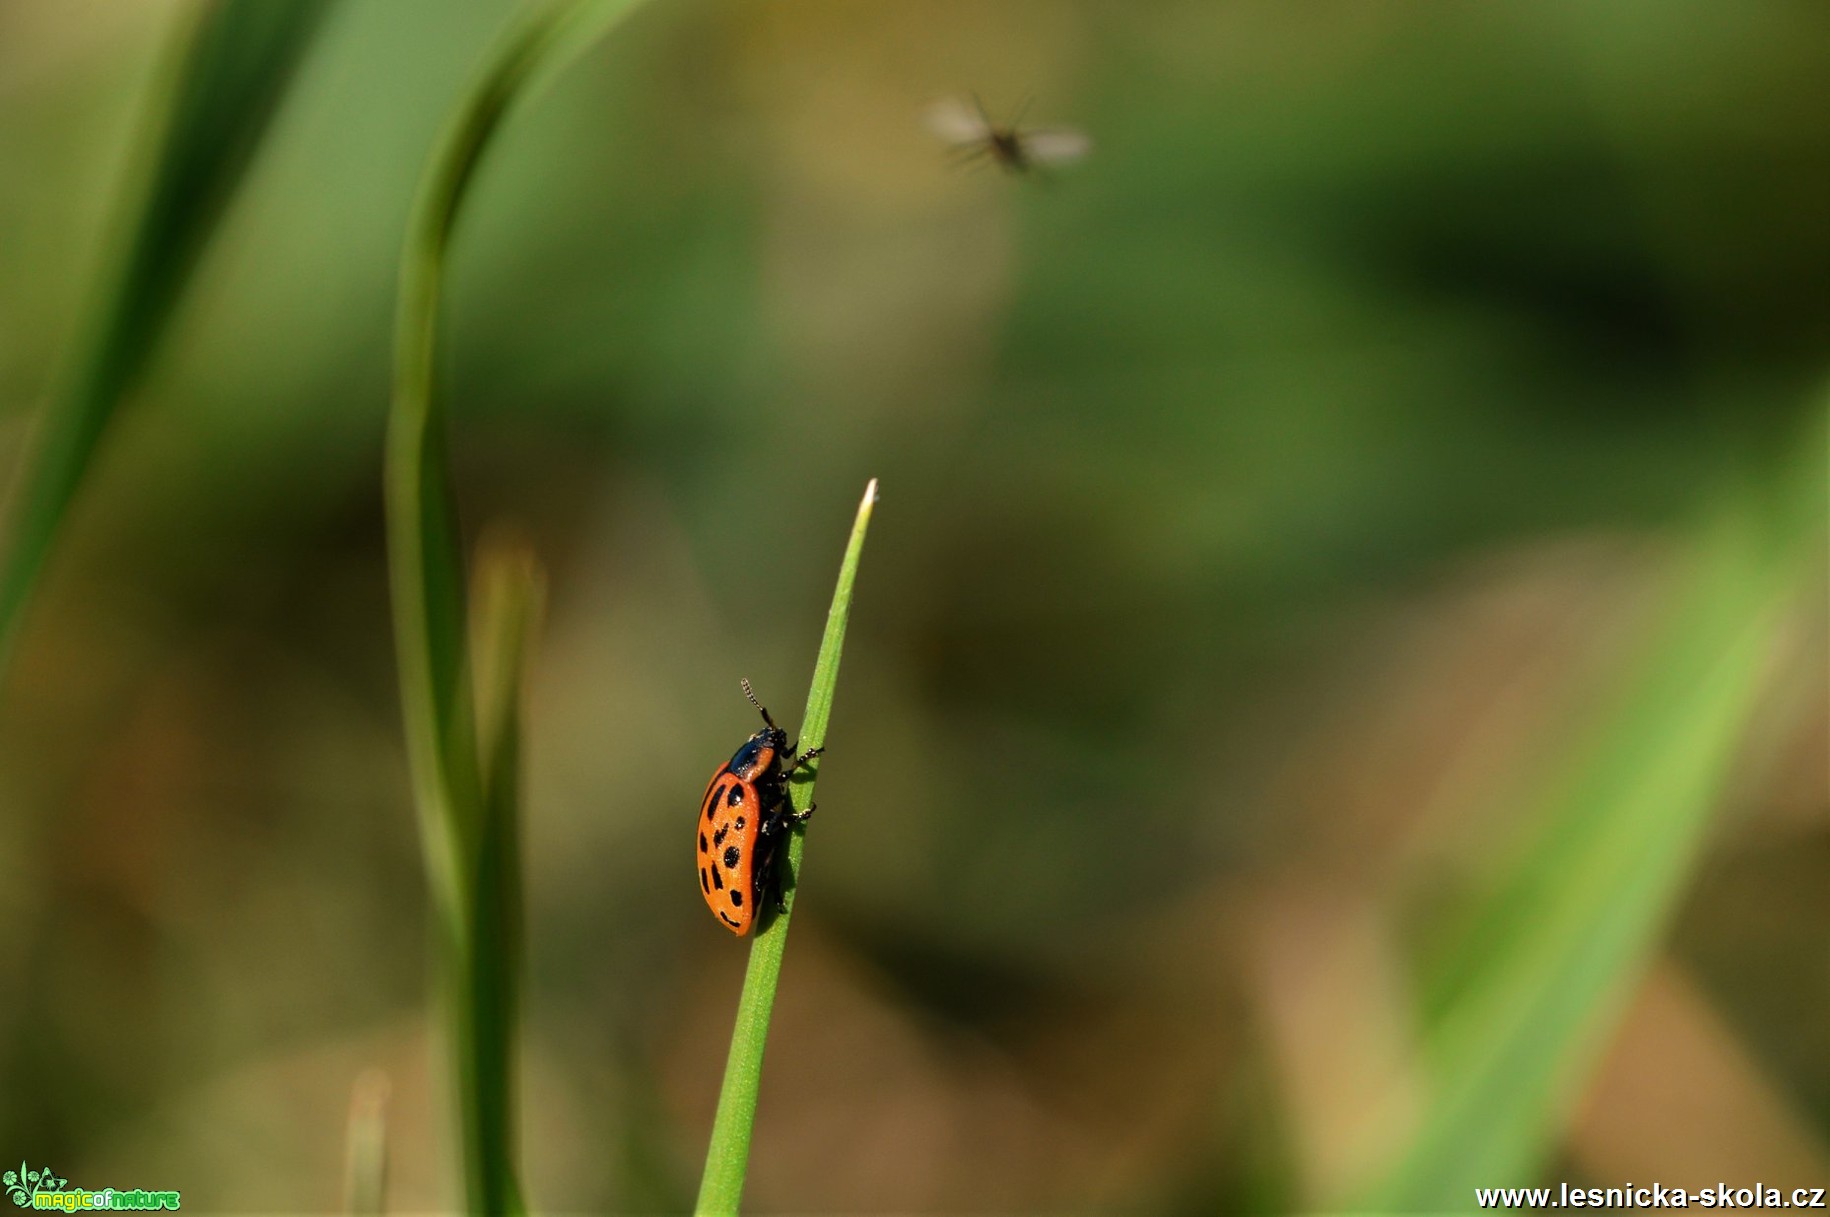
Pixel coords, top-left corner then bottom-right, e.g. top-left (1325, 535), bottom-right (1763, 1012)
top-left (696, 680), bottom-right (820, 935)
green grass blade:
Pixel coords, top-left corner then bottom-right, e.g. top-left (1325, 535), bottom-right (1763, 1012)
top-left (1349, 426), bottom-right (1825, 1211)
top-left (384, 3), bottom-right (651, 1212)
top-left (475, 538), bottom-right (544, 830)
top-left (389, 0), bottom-right (651, 926)
top-left (695, 479), bottom-right (880, 1217)
top-left (464, 540), bottom-right (545, 1217)
top-left (0, 0), bottom-right (335, 680)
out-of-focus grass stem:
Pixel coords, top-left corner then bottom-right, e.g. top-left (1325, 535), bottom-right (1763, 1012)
top-left (1347, 408), bottom-right (1828, 1210)
top-left (384, 2), bottom-right (649, 1212)
top-left (0, 1), bottom-right (333, 681)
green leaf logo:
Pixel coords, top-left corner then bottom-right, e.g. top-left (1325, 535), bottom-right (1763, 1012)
top-left (6, 1162), bottom-right (64, 1207)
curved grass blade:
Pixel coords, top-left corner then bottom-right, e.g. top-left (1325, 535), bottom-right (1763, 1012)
top-left (0, 0), bottom-right (336, 680)
top-left (390, 0), bottom-right (653, 916)
top-left (384, 3), bottom-right (651, 1212)
top-left (695, 479), bottom-right (880, 1217)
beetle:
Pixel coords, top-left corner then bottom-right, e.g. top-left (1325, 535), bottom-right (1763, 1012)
top-left (696, 679), bottom-right (821, 935)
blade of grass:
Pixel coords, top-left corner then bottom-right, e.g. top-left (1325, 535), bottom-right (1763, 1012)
top-left (1347, 419), bottom-right (1826, 1211)
top-left (389, 0), bottom-right (653, 922)
top-left (475, 537), bottom-right (545, 835)
top-left (0, 0), bottom-right (334, 680)
top-left (695, 478), bottom-right (880, 1217)
top-left (465, 539), bottom-right (545, 1217)
top-left (384, 3), bottom-right (651, 1212)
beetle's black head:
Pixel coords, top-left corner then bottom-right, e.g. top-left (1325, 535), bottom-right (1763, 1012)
top-left (729, 725), bottom-right (788, 780)
top-left (734, 679), bottom-right (790, 778)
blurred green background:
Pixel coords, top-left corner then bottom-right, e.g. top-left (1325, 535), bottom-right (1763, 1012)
top-left (1, 0), bottom-right (1825, 1212)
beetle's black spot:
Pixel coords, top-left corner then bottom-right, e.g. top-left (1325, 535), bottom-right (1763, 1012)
top-left (719, 911), bottom-right (741, 928)
top-left (723, 845), bottom-right (741, 869)
top-left (705, 784), bottom-right (723, 820)
top-left (734, 816), bottom-right (745, 830)
top-left (699, 867), bottom-right (709, 893)
top-left (730, 889), bottom-right (743, 907)
top-left (711, 866), bottom-right (723, 891)
top-left (713, 826), bottom-right (727, 847)
top-left (698, 833), bottom-right (707, 854)
top-left (727, 784), bottom-right (744, 807)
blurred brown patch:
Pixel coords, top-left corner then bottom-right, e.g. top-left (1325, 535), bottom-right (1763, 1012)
top-left (1570, 960), bottom-right (1830, 1190)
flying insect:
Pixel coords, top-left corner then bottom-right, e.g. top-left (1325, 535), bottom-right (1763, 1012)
top-left (925, 95), bottom-right (1090, 173)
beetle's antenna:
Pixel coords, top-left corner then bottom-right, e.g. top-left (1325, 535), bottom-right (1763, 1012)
top-left (740, 678), bottom-right (777, 729)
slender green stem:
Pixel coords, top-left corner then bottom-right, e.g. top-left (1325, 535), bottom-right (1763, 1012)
top-left (391, 0), bottom-right (645, 928)
top-left (695, 479), bottom-right (880, 1217)
top-left (385, 3), bottom-right (649, 1212)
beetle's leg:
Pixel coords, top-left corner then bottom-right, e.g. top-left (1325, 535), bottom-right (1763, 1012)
top-left (771, 786), bottom-right (815, 827)
top-left (754, 830), bottom-right (791, 915)
top-left (785, 745), bottom-right (823, 775)
top-left (756, 797), bottom-right (797, 841)
top-left (745, 819), bottom-right (779, 918)
top-left (752, 799), bottom-right (808, 916)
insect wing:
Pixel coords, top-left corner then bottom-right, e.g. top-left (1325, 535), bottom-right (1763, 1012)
top-left (1021, 127), bottom-right (1091, 166)
top-left (924, 96), bottom-right (992, 148)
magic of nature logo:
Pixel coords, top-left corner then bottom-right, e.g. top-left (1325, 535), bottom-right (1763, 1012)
top-left (5, 1163), bottom-right (180, 1211)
